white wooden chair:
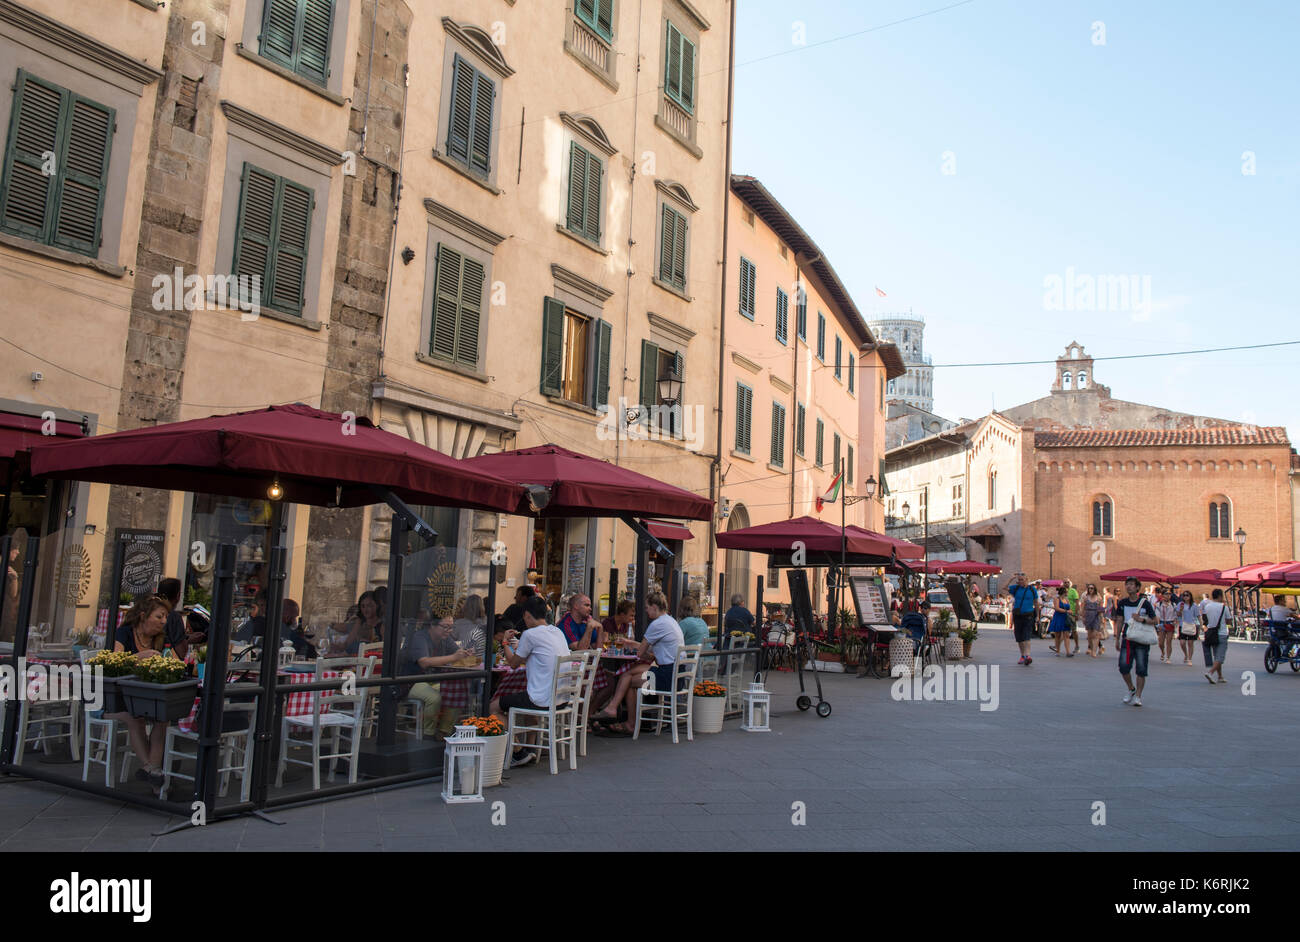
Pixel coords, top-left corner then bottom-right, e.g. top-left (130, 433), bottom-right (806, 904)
top-left (14, 677), bottom-right (80, 764)
top-left (81, 704), bottom-right (131, 786)
top-left (160, 701), bottom-right (257, 802)
top-left (634, 645), bottom-right (701, 744)
top-left (505, 653), bottom-right (583, 775)
top-left (276, 657), bottom-right (367, 790)
top-left (569, 649), bottom-right (600, 757)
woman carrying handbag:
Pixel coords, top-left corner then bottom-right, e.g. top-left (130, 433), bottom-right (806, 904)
top-left (1114, 577), bottom-right (1158, 707)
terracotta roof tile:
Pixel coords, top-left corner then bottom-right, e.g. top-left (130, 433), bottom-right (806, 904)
top-left (1034, 427), bottom-right (1289, 448)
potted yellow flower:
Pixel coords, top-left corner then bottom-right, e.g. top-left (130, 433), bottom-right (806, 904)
top-left (459, 715), bottom-right (507, 786)
top-left (84, 649), bottom-right (136, 713)
top-left (692, 679), bottom-right (726, 733)
top-left (117, 654), bottom-right (199, 721)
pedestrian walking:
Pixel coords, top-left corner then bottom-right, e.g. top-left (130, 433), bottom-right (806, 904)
top-left (1049, 586), bottom-right (1073, 655)
top-left (1176, 590), bottom-right (1200, 664)
top-left (1065, 579), bottom-right (1081, 654)
top-left (1154, 588), bottom-right (1178, 663)
top-left (1100, 587), bottom-right (1115, 654)
top-left (1082, 583), bottom-right (1103, 657)
top-left (1116, 577), bottom-right (1158, 706)
top-left (1007, 572), bottom-right (1038, 665)
top-left (1200, 589), bottom-right (1230, 684)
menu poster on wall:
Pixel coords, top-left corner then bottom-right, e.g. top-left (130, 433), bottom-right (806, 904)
top-left (849, 575), bottom-right (889, 626)
top-left (113, 529), bottom-right (166, 600)
top-left (566, 543), bottom-right (587, 595)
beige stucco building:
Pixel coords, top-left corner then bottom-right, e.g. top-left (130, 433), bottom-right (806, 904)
top-left (716, 175), bottom-right (903, 608)
top-left (0, 0), bottom-right (736, 634)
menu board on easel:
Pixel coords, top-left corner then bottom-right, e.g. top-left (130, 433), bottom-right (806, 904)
top-left (565, 543), bottom-right (587, 594)
top-left (849, 575), bottom-right (889, 626)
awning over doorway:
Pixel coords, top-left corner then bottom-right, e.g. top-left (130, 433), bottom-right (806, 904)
top-left (640, 519), bottom-right (694, 542)
top-left (0, 412), bottom-right (84, 460)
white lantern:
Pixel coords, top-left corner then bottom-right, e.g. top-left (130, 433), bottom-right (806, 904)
top-left (740, 682), bottom-right (771, 732)
top-left (441, 725), bottom-right (485, 804)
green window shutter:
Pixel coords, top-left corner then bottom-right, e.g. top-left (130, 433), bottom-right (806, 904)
top-left (540, 297), bottom-right (565, 396)
top-left (816, 313), bottom-right (826, 360)
top-left (833, 433), bottom-right (841, 472)
top-left (594, 319), bottom-right (613, 409)
top-left (835, 337), bottom-right (842, 379)
top-left (848, 354), bottom-right (855, 393)
top-left (430, 243), bottom-right (462, 360)
top-left (270, 178), bottom-right (312, 315)
top-left (671, 209), bottom-right (687, 288)
top-left (664, 21), bottom-right (695, 113)
top-left (639, 339), bottom-right (660, 410)
top-left (848, 445), bottom-right (854, 484)
top-left (795, 403), bottom-right (805, 455)
top-left (578, 0), bottom-right (614, 40)
top-left (469, 69), bottom-right (494, 177)
top-left (658, 205), bottom-right (674, 283)
top-left (566, 142), bottom-right (600, 241)
top-left (297, 0), bottom-right (335, 83)
top-left (815, 418), bottom-right (824, 467)
top-left (735, 384), bottom-right (752, 454)
top-left (770, 402), bottom-right (785, 467)
top-left (52, 93), bottom-right (114, 256)
top-left (775, 287), bottom-right (788, 344)
top-left (879, 458), bottom-right (890, 496)
top-left (260, 0), bottom-right (298, 69)
top-left (796, 290), bottom-right (807, 340)
top-left (448, 55), bottom-right (474, 166)
top-left (0, 74), bottom-right (60, 243)
top-left (739, 258), bottom-right (755, 319)
top-left (457, 256), bottom-right (485, 366)
top-left (232, 163), bottom-right (276, 299)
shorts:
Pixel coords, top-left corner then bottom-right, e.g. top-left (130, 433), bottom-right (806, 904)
top-left (649, 664), bottom-right (675, 692)
top-left (1203, 636), bottom-right (1228, 666)
top-left (1012, 611), bottom-right (1034, 643)
top-left (1160, 623), bottom-right (1177, 633)
top-left (1118, 639), bottom-right (1150, 678)
top-left (497, 691), bottom-right (545, 713)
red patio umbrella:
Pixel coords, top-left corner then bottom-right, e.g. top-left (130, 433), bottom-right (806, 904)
top-left (1219, 561), bottom-right (1276, 584)
top-left (1260, 561), bottom-right (1300, 585)
top-left (922, 559), bottom-right (1001, 575)
top-left (463, 444), bottom-right (712, 520)
top-left (716, 516), bottom-right (918, 559)
top-left (844, 525), bottom-right (925, 560)
top-left (28, 403), bottom-right (527, 513)
top-left (1166, 569), bottom-right (1233, 587)
top-left (1099, 568), bottom-right (1171, 584)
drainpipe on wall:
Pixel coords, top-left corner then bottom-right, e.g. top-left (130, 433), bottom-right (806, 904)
top-left (707, 0), bottom-right (737, 598)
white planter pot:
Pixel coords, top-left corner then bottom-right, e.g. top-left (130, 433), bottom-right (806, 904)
top-left (889, 635), bottom-right (914, 677)
top-left (693, 696), bottom-right (725, 734)
top-left (945, 636), bottom-right (963, 659)
top-left (480, 734), bottom-right (508, 787)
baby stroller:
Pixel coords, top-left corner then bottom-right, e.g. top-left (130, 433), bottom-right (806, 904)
top-left (1264, 621), bottom-right (1300, 674)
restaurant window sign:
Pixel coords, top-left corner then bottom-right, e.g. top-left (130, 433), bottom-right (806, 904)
top-left (113, 528), bottom-right (165, 598)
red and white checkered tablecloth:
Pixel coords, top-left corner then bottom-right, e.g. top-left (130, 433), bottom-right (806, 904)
top-left (177, 670), bottom-right (340, 733)
top-left (439, 657), bottom-right (637, 710)
top-left (96, 608), bottom-right (126, 636)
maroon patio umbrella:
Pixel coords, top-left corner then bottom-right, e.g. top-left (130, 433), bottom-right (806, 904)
top-left (1099, 568), bottom-right (1171, 584)
top-left (1219, 561), bottom-right (1276, 584)
top-left (1166, 569), bottom-right (1233, 587)
top-left (716, 515), bottom-right (913, 558)
top-left (28, 403), bottom-right (526, 513)
top-left (1260, 561), bottom-right (1300, 585)
top-left (920, 559), bottom-right (1001, 575)
top-left (463, 444), bottom-right (712, 520)
top-left (844, 525), bottom-right (926, 560)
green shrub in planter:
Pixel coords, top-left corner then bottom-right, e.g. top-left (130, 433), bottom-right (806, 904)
top-left (118, 654), bottom-right (198, 721)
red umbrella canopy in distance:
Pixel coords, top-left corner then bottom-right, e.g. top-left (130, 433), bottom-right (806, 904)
top-left (463, 444), bottom-right (712, 520)
top-left (29, 403), bottom-right (527, 513)
top-left (1099, 568), bottom-right (1171, 584)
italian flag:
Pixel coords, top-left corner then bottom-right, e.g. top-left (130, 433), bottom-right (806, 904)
top-left (816, 471), bottom-right (843, 513)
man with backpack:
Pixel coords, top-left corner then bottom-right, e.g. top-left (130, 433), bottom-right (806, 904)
top-left (1007, 572), bottom-right (1039, 665)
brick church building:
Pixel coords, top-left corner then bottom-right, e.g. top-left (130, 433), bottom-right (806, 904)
top-left (885, 343), bottom-right (1296, 591)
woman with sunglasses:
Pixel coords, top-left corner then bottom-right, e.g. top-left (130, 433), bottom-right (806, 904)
top-left (1176, 590), bottom-right (1201, 664)
top-left (1082, 583), bottom-right (1103, 657)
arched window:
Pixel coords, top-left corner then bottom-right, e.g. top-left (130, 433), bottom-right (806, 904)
top-left (1077, 371), bottom-right (1087, 388)
top-left (1209, 496), bottom-right (1231, 539)
top-left (987, 468), bottom-right (997, 509)
top-left (1092, 496), bottom-right (1113, 537)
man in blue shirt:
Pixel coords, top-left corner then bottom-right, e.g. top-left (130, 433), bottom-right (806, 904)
top-left (1007, 571), bottom-right (1040, 666)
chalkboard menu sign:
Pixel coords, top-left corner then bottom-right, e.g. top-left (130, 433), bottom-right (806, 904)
top-left (566, 543), bottom-right (587, 594)
top-left (945, 576), bottom-right (975, 623)
top-left (113, 529), bottom-right (166, 599)
top-left (849, 575), bottom-right (889, 626)
top-left (785, 569), bottom-right (815, 635)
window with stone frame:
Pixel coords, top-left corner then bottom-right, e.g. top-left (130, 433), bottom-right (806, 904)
top-left (1208, 496), bottom-right (1231, 540)
top-left (655, 3), bottom-right (704, 156)
top-left (258, 0), bottom-right (336, 87)
top-left (540, 296), bottom-right (612, 410)
top-left (566, 0), bottom-right (618, 88)
top-left (1092, 495), bottom-right (1113, 538)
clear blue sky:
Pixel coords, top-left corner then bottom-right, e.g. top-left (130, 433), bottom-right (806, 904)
top-left (731, 0), bottom-right (1300, 438)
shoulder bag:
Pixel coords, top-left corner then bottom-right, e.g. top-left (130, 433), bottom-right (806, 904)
top-left (1124, 597), bottom-right (1159, 646)
top-left (1204, 604), bottom-right (1226, 646)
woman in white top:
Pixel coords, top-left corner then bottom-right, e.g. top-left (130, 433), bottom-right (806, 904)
top-left (1176, 591), bottom-right (1201, 664)
top-left (591, 591), bottom-right (684, 735)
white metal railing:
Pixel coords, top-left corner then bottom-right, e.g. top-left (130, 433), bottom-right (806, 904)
top-left (572, 17), bottom-right (610, 73)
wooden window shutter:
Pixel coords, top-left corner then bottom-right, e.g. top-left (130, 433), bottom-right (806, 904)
top-left (430, 244), bottom-right (462, 360)
top-left (270, 178), bottom-right (313, 315)
top-left (583, 150), bottom-right (602, 240)
top-left (469, 69), bottom-right (494, 177)
top-left (879, 458), bottom-right (890, 495)
top-left (665, 22), bottom-right (682, 102)
top-left (796, 290), bottom-right (807, 339)
top-left (567, 142), bottom-right (600, 241)
top-left (775, 287), bottom-right (788, 343)
top-left (540, 297), bottom-right (565, 396)
top-left (848, 354), bottom-right (855, 392)
top-left (594, 319), bottom-right (613, 409)
top-left (457, 255), bottom-right (485, 367)
top-left (678, 34), bottom-right (695, 112)
top-left (815, 418), bottom-right (824, 467)
top-left (297, 0), bottom-right (335, 83)
top-left (0, 75), bottom-right (59, 243)
top-left (232, 163), bottom-right (277, 299)
top-left (847, 445), bottom-right (854, 484)
top-left (659, 204), bottom-right (675, 283)
top-left (735, 384), bottom-right (752, 454)
top-left (52, 93), bottom-right (113, 255)
top-left (835, 337), bottom-right (843, 379)
top-left (448, 55), bottom-right (475, 166)
top-left (795, 403), bottom-right (805, 455)
top-left (596, 0), bottom-right (614, 39)
top-left (639, 339), bottom-right (659, 410)
top-left (833, 433), bottom-right (841, 471)
top-left (817, 313), bottom-right (825, 359)
top-left (770, 402), bottom-right (785, 467)
top-left (671, 209), bottom-right (687, 288)
top-left (260, 0), bottom-right (299, 69)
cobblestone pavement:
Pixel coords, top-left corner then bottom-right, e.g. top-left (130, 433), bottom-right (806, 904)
top-left (2, 628), bottom-right (1296, 851)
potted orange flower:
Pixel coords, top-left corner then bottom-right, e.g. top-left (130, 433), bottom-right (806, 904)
top-left (459, 714), bottom-right (507, 786)
top-left (692, 679), bottom-right (726, 733)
